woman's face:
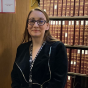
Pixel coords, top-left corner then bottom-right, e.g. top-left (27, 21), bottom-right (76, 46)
top-left (27, 10), bottom-right (49, 39)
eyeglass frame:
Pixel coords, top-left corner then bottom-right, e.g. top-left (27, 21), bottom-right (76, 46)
top-left (27, 19), bottom-right (47, 26)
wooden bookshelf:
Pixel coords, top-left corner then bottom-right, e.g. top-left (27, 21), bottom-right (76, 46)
top-left (65, 44), bottom-right (88, 50)
top-left (68, 72), bottom-right (88, 77)
top-left (49, 16), bottom-right (88, 20)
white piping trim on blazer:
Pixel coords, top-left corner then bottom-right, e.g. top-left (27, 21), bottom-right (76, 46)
top-left (15, 46), bottom-right (52, 88)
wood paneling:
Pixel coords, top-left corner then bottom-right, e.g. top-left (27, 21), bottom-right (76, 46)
top-left (0, 0), bottom-right (38, 88)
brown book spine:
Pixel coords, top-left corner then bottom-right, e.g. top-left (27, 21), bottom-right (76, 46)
top-left (52, 21), bottom-right (55, 38)
top-left (76, 49), bottom-right (81, 73)
top-left (58, 21), bottom-right (61, 41)
top-left (73, 49), bottom-right (77, 73)
top-left (79, 0), bottom-right (84, 16)
top-left (62, 0), bottom-right (67, 16)
top-left (86, 21), bottom-right (88, 46)
top-left (62, 21), bottom-right (65, 43)
top-left (70, 21), bottom-right (74, 45)
top-left (65, 21), bottom-right (68, 44)
top-left (58, 0), bottom-right (62, 16)
top-left (67, 48), bottom-right (70, 72)
top-left (54, 21), bottom-right (58, 39)
top-left (74, 21), bottom-right (80, 45)
top-left (54, 0), bottom-right (57, 16)
top-left (46, 0), bottom-right (51, 16)
top-left (80, 50), bottom-right (84, 74)
top-left (86, 50), bottom-right (88, 75)
top-left (84, 21), bottom-right (88, 46)
top-left (74, 0), bottom-right (80, 16)
top-left (50, 0), bottom-right (54, 16)
top-left (70, 0), bottom-right (75, 16)
top-left (79, 20), bottom-right (84, 45)
top-left (67, 76), bottom-right (72, 88)
top-left (43, 0), bottom-right (47, 12)
top-left (67, 21), bottom-right (71, 45)
top-left (83, 50), bottom-right (87, 74)
top-left (70, 49), bottom-right (74, 72)
top-left (84, 0), bottom-right (88, 16)
top-left (66, 0), bottom-right (71, 16)
top-left (50, 20), bottom-right (53, 36)
top-left (40, 0), bottom-right (44, 10)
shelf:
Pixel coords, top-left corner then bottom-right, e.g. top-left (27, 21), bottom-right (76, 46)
top-left (65, 44), bottom-right (88, 50)
top-left (49, 16), bottom-right (88, 20)
top-left (68, 72), bottom-right (88, 77)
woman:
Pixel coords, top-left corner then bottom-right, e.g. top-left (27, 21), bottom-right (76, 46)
top-left (11, 8), bottom-right (68, 88)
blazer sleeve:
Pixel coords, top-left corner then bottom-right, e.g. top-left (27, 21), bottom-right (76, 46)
top-left (47, 42), bottom-right (68, 88)
top-left (11, 45), bottom-right (22, 88)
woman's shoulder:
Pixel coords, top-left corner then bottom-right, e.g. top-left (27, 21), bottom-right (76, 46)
top-left (17, 41), bottom-right (32, 51)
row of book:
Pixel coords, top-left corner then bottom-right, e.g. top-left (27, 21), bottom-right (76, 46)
top-left (64, 76), bottom-right (88, 88)
top-left (40, 0), bottom-right (88, 16)
top-left (49, 20), bottom-right (88, 46)
top-left (67, 48), bottom-right (88, 75)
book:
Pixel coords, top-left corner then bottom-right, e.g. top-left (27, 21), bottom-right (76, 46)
top-left (54, 0), bottom-right (58, 16)
top-left (43, 0), bottom-right (47, 12)
top-left (46, 0), bottom-right (51, 16)
top-left (74, 21), bottom-right (80, 45)
top-left (84, 0), bottom-right (88, 16)
top-left (62, 21), bottom-right (65, 43)
top-left (76, 49), bottom-right (81, 73)
top-left (79, 20), bottom-right (84, 45)
top-left (79, 0), bottom-right (84, 16)
top-left (73, 49), bottom-right (77, 73)
top-left (74, 0), bottom-right (80, 16)
top-left (58, 21), bottom-right (61, 41)
top-left (70, 0), bottom-right (74, 16)
top-left (80, 50), bottom-right (84, 74)
top-left (50, 0), bottom-right (54, 16)
top-left (65, 21), bottom-right (68, 44)
top-left (66, 0), bottom-right (71, 16)
top-left (62, 0), bottom-right (67, 16)
top-left (70, 21), bottom-right (74, 45)
top-left (40, 0), bottom-right (44, 10)
top-left (58, 0), bottom-right (63, 16)
top-left (67, 21), bottom-right (71, 45)
top-left (84, 20), bottom-right (88, 46)
top-left (70, 49), bottom-right (74, 72)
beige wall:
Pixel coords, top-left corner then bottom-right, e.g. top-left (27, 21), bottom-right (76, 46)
top-left (0, 0), bottom-right (38, 88)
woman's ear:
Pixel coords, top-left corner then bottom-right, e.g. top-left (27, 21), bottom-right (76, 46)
top-left (46, 23), bottom-right (49, 30)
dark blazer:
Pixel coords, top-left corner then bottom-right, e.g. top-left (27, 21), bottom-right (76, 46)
top-left (11, 41), bottom-right (68, 88)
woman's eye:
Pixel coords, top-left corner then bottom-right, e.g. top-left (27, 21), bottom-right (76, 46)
top-left (38, 20), bottom-right (43, 23)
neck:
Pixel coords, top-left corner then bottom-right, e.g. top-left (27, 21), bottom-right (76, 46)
top-left (31, 37), bottom-right (44, 47)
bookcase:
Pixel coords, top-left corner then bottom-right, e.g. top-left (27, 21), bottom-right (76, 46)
top-left (37, 0), bottom-right (88, 88)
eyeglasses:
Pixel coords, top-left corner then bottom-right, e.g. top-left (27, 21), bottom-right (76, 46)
top-left (28, 19), bottom-right (47, 26)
